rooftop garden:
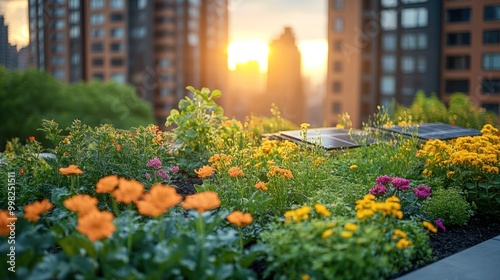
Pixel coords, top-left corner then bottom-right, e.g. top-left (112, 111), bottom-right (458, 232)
top-left (1, 87), bottom-right (499, 279)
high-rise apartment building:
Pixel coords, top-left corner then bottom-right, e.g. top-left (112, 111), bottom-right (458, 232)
top-left (267, 27), bottom-right (305, 125)
top-left (28, 0), bottom-right (228, 124)
top-left (325, 0), bottom-right (500, 128)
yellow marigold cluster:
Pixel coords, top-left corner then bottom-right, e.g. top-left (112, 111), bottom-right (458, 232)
top-left (422, 220), bottom-right (437, 233)
top-left (314, 203), bottom-right (331, 217)
top-left (208, 153), bottom-right (233, 171)
top-left (340, 222), bottom-right (358, 239)
top-left (267, 165), bottom-right (294, 179)
top-left (355, 194), bottom-right (403, 220)
top-left (392, 229), bottom-right (413, 249)
top-left (284, 206), bottom-right (312, 224)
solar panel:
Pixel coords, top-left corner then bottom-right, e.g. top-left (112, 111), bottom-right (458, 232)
top-left (277, 127), bottom-right (376, 150)
top-left (380, 122), bottom-right (481, 140)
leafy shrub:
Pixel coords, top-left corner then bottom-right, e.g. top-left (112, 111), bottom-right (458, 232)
top-left (422, 187), bottom-right (473, 226)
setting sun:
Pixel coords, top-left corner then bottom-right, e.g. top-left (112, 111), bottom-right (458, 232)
top-left (228, 40), bottom-right (269, 73)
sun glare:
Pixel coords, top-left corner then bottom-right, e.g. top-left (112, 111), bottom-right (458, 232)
top-left (298, 40), bottom-right (328, 78)
top-left (228, 40), bottom-right (269, 73)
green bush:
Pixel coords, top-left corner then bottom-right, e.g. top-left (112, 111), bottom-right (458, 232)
top-left (422, 187), bottom-right (473, 226)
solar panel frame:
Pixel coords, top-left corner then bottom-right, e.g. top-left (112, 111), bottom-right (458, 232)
top-left (379, 122), bottom-right (481, 140)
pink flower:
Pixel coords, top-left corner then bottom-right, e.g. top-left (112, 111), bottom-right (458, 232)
top-left (413, 185), bottom-right (431, 199)
top-left (169, 166), bottom-right (180, 173)
top-left (145, 173), bottom-right (151, 180)
top-left (146, 157), bottom-right (162, 169)
top-left (391, 177), bottom-right (411, 190)
top-left (435, 218), bottom-right (446, 232)
top-left (155, 169), bottom-right (169, 180)
top-left (369, 183), bottom-right (388, 196)
top-left (376, 175), bottom-right (392, 186)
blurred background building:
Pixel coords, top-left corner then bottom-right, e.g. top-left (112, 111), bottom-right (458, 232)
top-left (325, 0), bottom-right (500, 127)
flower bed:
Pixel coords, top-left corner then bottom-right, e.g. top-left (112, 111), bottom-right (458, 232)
top-left (1, 87), bottom-right (499, 279)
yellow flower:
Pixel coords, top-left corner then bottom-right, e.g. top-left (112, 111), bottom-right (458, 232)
top-left (59, 164), bottom-right (83, 175)
top-left (181, 191), bottom-right (221, 213)
top-left (64, 194), bottom-right (99, 217)
top-left (96, 175), bottom-right (119, 193)
top-left (336, 124), bottom-right (345, 129)
top-left (112, 178), bottom-right (144, 204)
top-left (23, 199), bottom-right (53, 222)
top-left (392, 229), bottom-right (407, 240)
top-left (396, 238), bottom-right (413, 249)
top-left (314, 204), bottom-right (331, 217)
top-left (195, 165), bottom-right (214, 178)
top-left (227, 211), bottom-right (253, 227)
top-left (322, 229), bottom-right (334, 239)
top-left (300, 123), bottom-right (310, 129)
top-left (136, 184), bottom-right (183, 217)
top-left (341, 231), bottom-right (353, 238)
top-left (254, 181), bottom-right (268, 191)
top-left (350, 164), bottom-right (358, 170)
top-left (422, 221), bottom-right (438, 233)
top-left (344, 222), bottom-right (358, 231)
top-left (228, 166), bottom-right (244, 177)
top-left (0, 210), bottom-right (17, 236)
top-left (302, 275), bottom-right (310, 280)
top-left (77, 210), bottom-right (115, 242)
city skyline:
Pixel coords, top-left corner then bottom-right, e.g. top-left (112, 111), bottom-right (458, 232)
top-left (0, 0), bottom-right (328, 81)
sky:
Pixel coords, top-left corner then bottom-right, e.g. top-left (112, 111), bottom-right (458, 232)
top-left (1, 0), bottom-right (327, 80)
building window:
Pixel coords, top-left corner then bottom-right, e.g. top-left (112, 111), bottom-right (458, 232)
top-left (54, 7), bottom-right (65, 17)
top-left (69, 26), bottom-right (80, 38)
top-left (51, 57), bottom-right (65, 65)
top-left (382, 33), bottom-right (396, 51)
top-left (111, 28), bottom-right (124, 38)
top-left (381, 10), bottom-right (397, 30)
top-left (110, 0), bottom-right (124, 9)
top-left (138, 0), bottom-right (148, 9)
top-left (92, 58), bottom-right (104, 66)
top-left (52, 44), bottom-right (64, 53)
top-left (484, 5), bottom-right (500, 21)
top-left (446, 8), bottom-right (471, 23)
top-left (446, 55), bottom-right (470, 70)
top-left (54, 20), bottom-right (65, 29)
top-left (447, 32), bottom-right (471, 46)
top-left (333, 61), bottom-right (342, 72)
top-left (131, 27), bottom-right (147, 39)
top-left (401, 0), bottom-right (428, 3)
top-left (484, 30), bottom-right (500, 44)
top-left (381, 0), bottom-right (397, 8)
top-left (69, 0), bottom-right (79, 9)
top-left (334, 17), bottom-right (343, 32)
top-left (400, 33), bottom-right (427, 49)
top-left (91, 28), bottom-right (105, 38)
top-left (445, 79), bottom-right (469, 94)
top-left (71, 53), bottom-right (80, 64)
top-left (401, 56), bottom-right (415, 73)
top-left (111, 58), bottom-right (123, 67)
top-left (69, 12), bottom-right (80, 23)
top-left (333, 40), bottom-right (342, 51)
top-left (92, 73), bottom-right (104, 81)
top-left (483, 53), bottom-right (500, 70)
top-left (90, 14), bottom-right (105, 24)
top-left (417, 57), bottom-right (427, 73)
top-left (382, 55), bottom-right (396, 73)
top-left (91, 43), bottom-right (104, 52)
top-left (52, 70), bottom-right (65, 80)
top-left (481, 103), bottom-right (499, 115)
top-left (110, 43), bottom-right (124, 52)
top-left (380, 76), bottom-right (395, 95)
top-left (332, 102), bottom-right (342, 114)
top-left (482, 78), bottom-right (500, 94)
top-left (333, 81), bottom-right (342, 93)
top-left (110, 13), bottom-right (124, 22)
top-left (334, 0), bottom-right (343, 10)
top-left (401, 8), bottom-right (428, 28)
top-left (90, 0), bottom-right (104, 9)
top-left (158, 59), bottom-right (171, 68)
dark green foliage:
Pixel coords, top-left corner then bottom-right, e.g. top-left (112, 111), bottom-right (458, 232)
top-left (422, 187), bottom-right (473, 226)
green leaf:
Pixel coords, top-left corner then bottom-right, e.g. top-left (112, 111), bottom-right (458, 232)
top-left (185, 130), bottom-right (196, 138)
top-left (211, 90), bottom-right (222, 99)
top-left (179, 100), bottom-right (190, 110)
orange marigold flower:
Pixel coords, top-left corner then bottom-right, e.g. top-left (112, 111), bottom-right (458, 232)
top-left (96, 175), bottom-right (119, 193)
top-left (227, 211), bottom-right (253, 227)
top-left (77, 210), bottom-right (115, 242)
top-left (422, 221), bottom-right (438, 233)
top-left (181, 191), bottom-right (221, 213)
top-left (23, 199), bottom-right (53, 222)
top-left (195, 165), bottom-right (214, 178)
top-left (228, 166), bottom-right (244, 177)
top-left (136, 184), bottom-right (183, 217)
top-left (0, 210), bottom-right (17, 236)
top-left (59, 164), bottom-right (83, 175)
top-left (112, 178), bottom-right (144, 204)
top-left (254, 181), bottom-right (268, 191)
top-left (116, 144), bottom-right (121, 151)
top-left (64, 194), bottom-right (99, 217)
top-left (28, 136), bottom-right (36, 141)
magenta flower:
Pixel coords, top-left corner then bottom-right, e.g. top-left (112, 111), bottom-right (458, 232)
top-left (391, 177), bottom-right (411, 190)
top-left (146, 157), bottom-right (162, 169)
top-left (369, 183), bottom-right (388, 196)
top-left (376, 175), bottom-right (392, 186)
top-left (155, 169), bottom-right (169, 180)
top-left (413, 185), bottom-right (431, 199)
top-left (169, 166), bottom-right (180, 173)
top-left (145, 173), bottom-right (151, 180)
top-left (435, 218), bottom-right (446, 232)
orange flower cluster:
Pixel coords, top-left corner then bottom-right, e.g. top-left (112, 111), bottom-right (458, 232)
top-left (64, 194), bottom-right (99, 217)
top-left (136, 184), bottom-right (182, 217)
top-left (254, 181), bottom-right (268, 191)
top-left (96, 175), bottom-right (119, 193)
top-left (392, 229), bottom-right (413, 249)
top-left (23, 199), bottom-right (54, 222)
top-left (59, 164), bottom-right (83, 175)
top-left (228, 166), bottom-right (244, 178)
top-left (112, 178), bottom-right (144, 204)
top-left (77, 210), bottom-right (116, 241)
top-left (0, 210), bottom-right (16, 236)
top-left (227, 211), bottom-right (253, 227)
top-left (267, 166), bottom-right (294, 179)
top-left (181, 191), bottom-right (221, 213)
top-left (208, 153), bottom-right (232, 171)
top-left (195, 165), bottom-right (215, 178)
